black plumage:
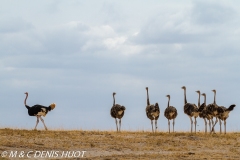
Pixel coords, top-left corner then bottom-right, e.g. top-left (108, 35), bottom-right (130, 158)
top-left (226, 104), bottom-right (236, 112)
top-left (110, 92), bottom-right (125, 132)
top-left (26, 104), bottom-right (53, 117)
top-left (164, 95), bottom-right (177, 133)
top-left (24, 92), bottom-right (56, 130)
top-left (145, 87), bottom-right (160, 133)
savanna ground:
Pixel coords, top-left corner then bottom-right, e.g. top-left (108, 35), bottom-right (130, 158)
top-left (0, 128), bottom-right (240, 160)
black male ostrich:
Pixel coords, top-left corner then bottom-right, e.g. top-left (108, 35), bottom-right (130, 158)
top-left (145, 87), bottom-right (160, 133)
top-left (24, 92), bottom-right (56, 130)
top-left (181, 86), bottom-right (199, 134)
top-left (110, 92), bottom-right (126, 132)
top-left (164, 95), bottom-right (177, 133)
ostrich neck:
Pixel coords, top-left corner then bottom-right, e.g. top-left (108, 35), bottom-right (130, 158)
top-left (113, 94), bottom-right (115, 105)
top-left (198, 93), bottom-right (200, 107)
top-left (204, 95), bottom-right (206, 105)
top-left (24, 94), bottom-right (28, 105)
top-left (146, 90), bottom-right (150, 105)
top-left (213, 92), bottom-right (216, 104)
top-left (184, 89), bottom-right (187, 105)
top-left (167, 97), bottom-right (170, 108)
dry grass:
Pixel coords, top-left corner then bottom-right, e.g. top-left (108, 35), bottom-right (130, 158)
top-left (1, 128), bottom-right (240, 159)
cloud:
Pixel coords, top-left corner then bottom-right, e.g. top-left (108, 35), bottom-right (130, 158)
top-left (131, 10), bottom-right (206, 45)
top-left (0, 1), bottom-right (239, 131)
top-left (0, 17), bottom-right (34, 33)
top-left (191, 1), bottom-right (236, 25)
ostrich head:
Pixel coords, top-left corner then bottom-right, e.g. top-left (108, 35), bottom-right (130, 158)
top-left (195, 90), bottom-right (200, 94)
top-left (181, 86), bottom-right (186, 90)
top-left (49, 103), bottom-right (56, 110)
top-left (201, 93), bottom-right (206, 96)
top-left (113, 92), bottom-right (116, 96)
top-left (212, 89), bottom-right (216, 93)
top-left (146, 87), bottom-right (148, 90)
top-left (166, 95), bottom-right (170, 98)
top-left (24, 92), bottom-right (28, 95)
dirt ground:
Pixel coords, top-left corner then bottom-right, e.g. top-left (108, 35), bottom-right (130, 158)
top-left (0, 128), bottom-right (240, 160)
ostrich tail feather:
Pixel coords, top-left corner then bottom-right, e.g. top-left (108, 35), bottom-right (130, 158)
top-left (226, 104), bottom-right (236, 111)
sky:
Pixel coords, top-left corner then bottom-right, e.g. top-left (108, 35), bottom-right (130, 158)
top-left (0, 0), bottom-right (239, 132)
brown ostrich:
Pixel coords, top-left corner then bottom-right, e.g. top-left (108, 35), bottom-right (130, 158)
top-left (145, 87), bottom-right (160, 133)
top-left (198, 93), bottom-right (214, 133)
top-left (164, 95), bottom-right (177, 133)
top-left (110, 92), bottom-right (126, 132)
top-left (181, 86), bottom-right (199, 134)
top-left (206, 89), bottom-right (220, 133)
top-left (217, 104), bottom-right (236, 134)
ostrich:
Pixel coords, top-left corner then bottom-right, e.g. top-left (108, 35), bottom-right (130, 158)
top-left (181, 86), bottom-right (199, 134)
top-left (199, 93), bottom-right (213, 133)
top-left (24, 92), bottom-right (56, 130)
top-left (206, 89), bottom-right (220, 133)
top-left (110, 92), bottom-right (126, 132)
top-left (209, 89), bottom-right (236, 134)
top-left (217, 104), bottom-right (236, 134)
top-left (164, 95), bottom-right (177, 133)
top-left (145, 87), bottom-right (160, 133)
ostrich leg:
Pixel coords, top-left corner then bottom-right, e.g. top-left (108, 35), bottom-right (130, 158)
top-left (155, 120), bottom-right (158, 133)
top-left (208, 120), bottom-right (211, 133)
top-left (115, 118), bottom-right (118, 132)
top-left (168, 119), bottom-right (170, 133)
top-left (119, 119), bottom-right (121, 132)
top-left (194, 117), bottom-right (197, 134)
top-left (211, 117), bottom-right (218, 133)
top-left (173, 119), bottom-right (175, 133)
top-left (204, 118), bottom-right (207, 133)
top-left (189, 116), bottom-right (193, 133)
top-left (151, 120), bottom-right (154, 133)
top-left (211, 119), bottom-right (214, 133)
top-left (34, 116), bottom-right (40, 130)
top-left (224, 120), bottom-right (227, 134)
top-left (219, 119), bottom-right (222, 134)
top-left (39, 116), bottom-right (48, 130)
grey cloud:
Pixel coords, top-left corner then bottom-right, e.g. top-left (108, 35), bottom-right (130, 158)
top-left (0, 1), bottom-right (240, 131)
top-left (191, 1), bottom-right (236, 25)
top-left (130, 13), bottom-right (208, 45)
top-left (0, 17), bottom-right (33, 33)
top-left (130, 1), bottom-right (238, 45)
top-left (41, 30), bottom-right (85, 55)
top-left (133, 30), bottom-right (207, 44)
